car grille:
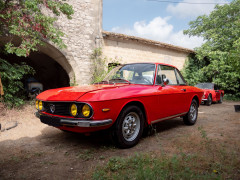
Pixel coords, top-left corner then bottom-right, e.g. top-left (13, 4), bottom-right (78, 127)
top-left (42, 102), bottom-right (93, 118)
top-left (43, 102), bottom-right (72, 116)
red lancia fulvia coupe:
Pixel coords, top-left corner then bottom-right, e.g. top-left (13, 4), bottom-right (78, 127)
top-left (35, 63), bottom-right (203, 148)
top-left (195, 83), bottom-right (224, 106)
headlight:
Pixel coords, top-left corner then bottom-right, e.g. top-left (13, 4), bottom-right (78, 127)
top-left (39, 101), bottom-right (43, 110)
top-left (36, 100), bottom-right (39, 109)
top-left (82, 104), bottom-right (90, 117)
top-left (70, 104), bottom-right (78, 116)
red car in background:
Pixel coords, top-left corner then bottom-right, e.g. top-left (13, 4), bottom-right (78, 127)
top-left (35, 63), bottom-right (203, 148)
top-left (195, 83), bottom-right (224, 106)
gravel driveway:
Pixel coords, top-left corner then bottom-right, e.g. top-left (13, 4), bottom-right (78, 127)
top-left (0, 101), bottom-right (239, 179)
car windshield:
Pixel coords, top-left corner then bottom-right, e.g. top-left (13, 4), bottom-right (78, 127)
top-left (195, 83), bottom-right (213, 90)
top-left (103, 63), bottom-right (156, 85)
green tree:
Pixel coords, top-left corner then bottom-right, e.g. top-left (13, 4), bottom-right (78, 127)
top-left (0, 0), bottom-right (74, 106)
top-left (183, 0), bottom-right (240, 97)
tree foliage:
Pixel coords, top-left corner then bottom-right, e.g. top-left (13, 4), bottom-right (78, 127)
top-left (183, 0), bottom-right (240, 97)
top-left (0, 0), bottom-right (74, 56)
top-left (0, 0), bottom-right (74, 106)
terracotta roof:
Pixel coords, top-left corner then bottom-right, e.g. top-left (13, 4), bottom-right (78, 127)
top-left (102, 31), bottom-right (195, 54)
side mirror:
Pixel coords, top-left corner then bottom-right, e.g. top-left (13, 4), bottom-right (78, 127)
top-left (163, 78), bottom-right (169, 85)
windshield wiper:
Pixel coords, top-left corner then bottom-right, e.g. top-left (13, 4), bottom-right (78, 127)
top-left (94, 81), bottom-right (114, 85)
top-left (109, 78), bottom-right (131, 84)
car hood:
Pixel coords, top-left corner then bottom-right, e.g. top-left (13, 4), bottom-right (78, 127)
top-left (36, 84), bottom-right (129, 101)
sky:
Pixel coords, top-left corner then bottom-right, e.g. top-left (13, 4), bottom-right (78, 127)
top-left (103, 0), bottom-right (232, 50)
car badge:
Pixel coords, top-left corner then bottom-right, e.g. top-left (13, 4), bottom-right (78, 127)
top-left (49, 104), bottom-right (55, 113)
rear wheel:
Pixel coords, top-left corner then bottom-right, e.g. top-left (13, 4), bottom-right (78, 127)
top-left (183, 99), bottom-right (198, 125)
top-left (206, 94), bottom-right (212, 106)
top-left (111, 105), bottom-right (144, 148)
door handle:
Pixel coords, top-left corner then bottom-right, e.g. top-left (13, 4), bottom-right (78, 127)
top-left (181, 89), bottom-right (186, 92)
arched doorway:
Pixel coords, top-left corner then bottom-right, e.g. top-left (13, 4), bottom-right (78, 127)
top-left (0, 37), bottom-right (74, 92)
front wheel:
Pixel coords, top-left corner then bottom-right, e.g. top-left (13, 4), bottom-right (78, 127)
top-left (111, 105), bottom-right (144, 148)
top-left (183, 99), bottom-right (198, 125)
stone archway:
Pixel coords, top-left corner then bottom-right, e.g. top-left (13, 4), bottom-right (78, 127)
top-left (38, 42), bottom-right (75, 85)
top-left (27, 51), bottom-right (71, 90)
top-left (0, 37), bottom-right (74, 91)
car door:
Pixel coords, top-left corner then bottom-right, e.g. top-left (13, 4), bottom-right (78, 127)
top-left (155, 65), bottom-right (189, 119)
top-left (214, 84), bottom-right (220, 101)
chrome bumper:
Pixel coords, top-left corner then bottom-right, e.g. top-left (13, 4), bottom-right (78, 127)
top-left (35, 112), bottom-right (113, 128)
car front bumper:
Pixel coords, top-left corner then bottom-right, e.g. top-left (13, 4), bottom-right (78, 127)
top-left (35, 112), bottom-right (113, 128)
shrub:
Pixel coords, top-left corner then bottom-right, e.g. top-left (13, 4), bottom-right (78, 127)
top-left (0, 58), bottom-right (34, 107)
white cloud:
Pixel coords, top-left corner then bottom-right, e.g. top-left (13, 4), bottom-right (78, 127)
top-left (167, 0), bottom-right (229, 18)
top-left (169, 30), bottom-right (204, 49)
top-left (111, 17), bottom-right (204, 49)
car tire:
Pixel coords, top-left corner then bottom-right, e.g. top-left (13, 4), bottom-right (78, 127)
top-left (183, 99), bottom-right (198, 126)
top-left (206, 94), bottom-right (212, 106)
top-left (219, 94), bottom-right (223, 103)
top-left (111, 105), bottom-right (144, 148)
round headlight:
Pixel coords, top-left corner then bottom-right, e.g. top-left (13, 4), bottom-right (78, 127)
top-left (39, 101), bottom-right (43, 111)
top-left (36, 100), bottom-right (39, 109)
top-left (82, 104), bottom-right (90, 117)
top-left (70, 104), bottom-right (78, 116)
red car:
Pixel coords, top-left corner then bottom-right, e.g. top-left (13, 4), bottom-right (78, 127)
top-left (35, 63), bottom-right (203, 148)
top-left (195, 83), bottom-right (224, 106)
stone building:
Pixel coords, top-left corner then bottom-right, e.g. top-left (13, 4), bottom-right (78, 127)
top-left (102, 31), bottom-right (194, 70)
top-left (53, 0), bottom-right (193, 86)
top-left (1, 0), bottom-right (194, 89)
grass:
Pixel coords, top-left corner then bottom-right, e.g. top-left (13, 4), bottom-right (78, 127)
top-left (92, 127), bottom-right (240, 180)
top-left (92, 154), bottom-right (222, 180)
top-left (76, 149), bottom-right (95, 161)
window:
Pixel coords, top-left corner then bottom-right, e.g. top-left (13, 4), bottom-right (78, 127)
top-left (214, 84), bottom-right (219, 90)
top-left (156, 65), bottom-right (186, 85)
top-left (160, 65), bottom-right (177, 85)
top-left (104, 63), bottom-right (155, 85)
top-left (156, 65), bottom-right (162, 85)
top-left (175, 70), bottom-right (186, 85)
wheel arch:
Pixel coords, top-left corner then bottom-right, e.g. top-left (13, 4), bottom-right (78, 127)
top-left (209, 93), bottom-right (214, 102)
top-left (121, 101), bottom-right (148, 126)
top-left (192, 95), bottom-right (200, 107)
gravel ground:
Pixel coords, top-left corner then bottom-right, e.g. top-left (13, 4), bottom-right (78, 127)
top-left (0, 101), bottom-right (239, 179)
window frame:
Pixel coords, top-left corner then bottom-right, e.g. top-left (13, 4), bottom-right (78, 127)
top-left (155, 64), bottom-right (187, 86)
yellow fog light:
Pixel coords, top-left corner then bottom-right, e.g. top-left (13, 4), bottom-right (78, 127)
top-left (39, 101), bottom-right (43, 111)
top-left (82, 104), bottom-right (90, 117)
top-left (36, 100), bottom-right (39, 109)
top-left (70, 104), bottom-right (78, 116)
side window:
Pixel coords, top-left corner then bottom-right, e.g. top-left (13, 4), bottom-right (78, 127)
top-left (155, 65), bottom-right (162, 85)
top-left (214, 84), bottom-right (219, 90)
top-left (175, 70), bottom-right (186, 85)
top-left (160, 65), bottom-right (177, 85)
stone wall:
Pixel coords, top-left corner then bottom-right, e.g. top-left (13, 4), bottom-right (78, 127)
top-left (54, 0), bottom-right (102, 85)
top-left (102, 32), bottom-right (194, 70)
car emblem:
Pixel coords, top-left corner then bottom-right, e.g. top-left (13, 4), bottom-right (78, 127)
top-left (49, 104), bottom-right (55, 113)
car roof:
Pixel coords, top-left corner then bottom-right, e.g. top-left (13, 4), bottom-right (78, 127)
top-left (124, 62), bottom-right (178, 69)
